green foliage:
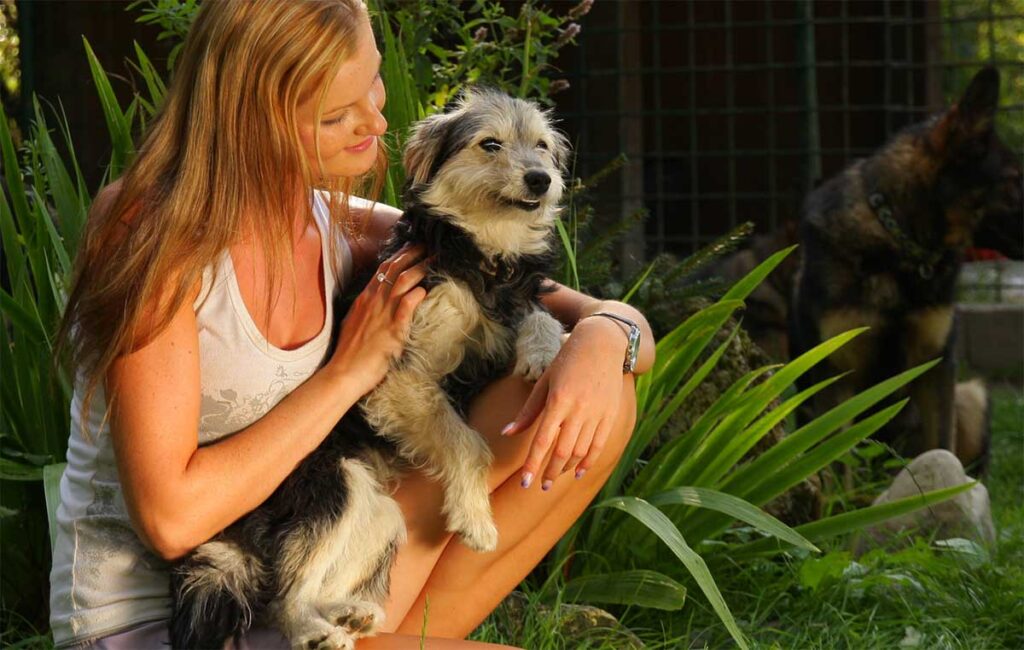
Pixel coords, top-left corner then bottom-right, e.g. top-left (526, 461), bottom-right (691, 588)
top-left (537, 250), bottom-right (975, 648)
top-left (0, 33), bottom-right (162, 629)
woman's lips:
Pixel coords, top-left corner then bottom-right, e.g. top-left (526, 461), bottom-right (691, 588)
top-left (345, 136), bottom-right (375, 153)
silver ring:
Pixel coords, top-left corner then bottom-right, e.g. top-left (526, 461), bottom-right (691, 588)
top-left (376, 272), bottom-right (394, 286)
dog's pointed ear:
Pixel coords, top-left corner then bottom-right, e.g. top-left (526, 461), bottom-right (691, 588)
top-left (403, 111), bottom-right (457, 188)
top-left (930, 67), bottom-right (1000, 154)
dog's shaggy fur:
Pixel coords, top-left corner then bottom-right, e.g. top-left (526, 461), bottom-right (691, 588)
top-left (169, 88), bottom-right (570, 649)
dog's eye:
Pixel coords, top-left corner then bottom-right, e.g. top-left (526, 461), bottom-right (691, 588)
top-left (536, 141), bottom-right (548, 150)
top-left (479, 138), bottom-right (503, 153)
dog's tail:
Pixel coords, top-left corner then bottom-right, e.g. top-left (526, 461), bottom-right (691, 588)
top-left (169, 533), bottom-right (269, 649)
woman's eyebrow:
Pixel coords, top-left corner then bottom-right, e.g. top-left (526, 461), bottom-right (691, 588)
top-left (322, 54), bottom-right (384, 118)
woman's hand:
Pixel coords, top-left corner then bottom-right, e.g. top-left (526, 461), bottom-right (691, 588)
top-left (326, 243), bottom-right (429, 394)
top-left (501, 316), bottom-right (632, 490)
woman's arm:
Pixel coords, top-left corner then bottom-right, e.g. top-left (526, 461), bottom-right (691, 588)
top-left (503, 281), bottom-right (654, 490)
top-left (109, 242), bottom-right (428, 561)
top-left (539, 280), bottom-right (655, 375)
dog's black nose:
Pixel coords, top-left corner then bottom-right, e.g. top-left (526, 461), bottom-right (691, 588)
top-left (524, 170), bottom-right (551, 196)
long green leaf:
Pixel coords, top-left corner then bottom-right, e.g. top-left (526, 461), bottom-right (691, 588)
top-left (688, 373), bottom-right (845, 491)
top-left (621, 259), bottom-right (657, 303)
top-left (596, 496), bottom-right (748, 650)
top-left (725, 481), bottom-right (976, 560)
top-left (84, 37), bottom-right (133, 176)
top-left (0, 289), bottom-right (47, 345)
top-left (628, 365), bottom-right (777, 498)
top-left (648, 486), bottom-right (819, 552)
top-left (0, 458), bottom-right (45, 482)
top-left (722, 245), bottom-right (796, 301)
top-left (0, 103), bottom-right (30, 287)
top-left (562, 570), bottom-right (687, 610)
top-left (722, 359), bottom-right (940, 499)
top-left (688, 401), bottom-right (909, 543)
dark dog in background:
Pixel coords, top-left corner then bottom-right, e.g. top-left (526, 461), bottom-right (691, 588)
top-left (790, 67), bottom-right (1021, 471)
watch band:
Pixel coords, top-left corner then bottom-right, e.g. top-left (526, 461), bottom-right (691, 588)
top-left (582, 311), bottom-right (641, 373)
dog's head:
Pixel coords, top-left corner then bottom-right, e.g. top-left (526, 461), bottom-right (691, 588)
top-left (887, 67), bottom-right (1022, 251)
top-left (402, 88), bottom-right (570, 257)
top-left (929, 67), bottom-right (1022, 249)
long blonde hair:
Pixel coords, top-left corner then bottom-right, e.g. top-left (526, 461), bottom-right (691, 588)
top-left (56, 0), bottom-right (386, 429)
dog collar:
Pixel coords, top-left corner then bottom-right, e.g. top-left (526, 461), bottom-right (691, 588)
top-left (867, 191), bottom-right (946, 279)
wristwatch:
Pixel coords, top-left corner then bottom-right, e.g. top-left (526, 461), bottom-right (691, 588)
top-left (583, 311), bottom-right (641, 373)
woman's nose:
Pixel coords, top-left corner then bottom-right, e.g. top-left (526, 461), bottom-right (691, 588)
top-left (355, 88), bottom-right (388, 137)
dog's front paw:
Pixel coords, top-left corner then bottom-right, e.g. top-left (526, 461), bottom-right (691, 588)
top-left (513, 352), bottom-right (552, 382)
top-left (324, 601), bottom-right (385, 639)
top-left (293, 625), bottom-right (354, 650)
top-left (447, 508), bottom-right (499, 552)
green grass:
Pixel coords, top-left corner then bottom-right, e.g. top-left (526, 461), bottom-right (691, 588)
top-left (472, 386), bottom-right (1024, 649)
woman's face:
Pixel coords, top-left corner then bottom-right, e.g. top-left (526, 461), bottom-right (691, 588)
top-left (296, 17), bottom-right (387, 179)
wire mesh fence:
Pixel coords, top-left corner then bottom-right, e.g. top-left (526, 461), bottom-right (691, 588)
top-left (552, 0), bottom-right (1024, 270)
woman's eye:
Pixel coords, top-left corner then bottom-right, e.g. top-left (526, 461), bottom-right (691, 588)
top-left (537, 141), bottom-right (548, 150)
top-left (479, 138), bottom-right (503, 153)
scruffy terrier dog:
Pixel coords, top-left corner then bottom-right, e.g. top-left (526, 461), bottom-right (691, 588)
top-left (169, 88), bottom-right (569, 650)
top-left (790, 67), bottom-right (1021, 470)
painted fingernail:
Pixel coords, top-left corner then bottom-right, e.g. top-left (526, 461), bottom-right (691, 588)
top-left (501, 422), bottom-right (515, 436)
top-left (521, 472), bottom-right (533, 488)
top-left (541, 479), bottom-right (553, 491)
top-left (575, 469), bottom-right (586, 480)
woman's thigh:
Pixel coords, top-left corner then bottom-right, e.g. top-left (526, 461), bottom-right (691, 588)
top-left (382, 371), bottom-right (636, 632)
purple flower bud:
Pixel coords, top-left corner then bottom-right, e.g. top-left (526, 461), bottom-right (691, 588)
top-left (473, 26), bottom-right (488, 42)
top-left (568, 0), bottom-right (593, 20)
top-left (555, 22), bottom-right (581, 49)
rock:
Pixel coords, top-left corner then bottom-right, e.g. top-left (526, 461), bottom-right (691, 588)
top-left (862, 449), bottom-right (996, 548)
top-left (493, 591), bottom-right (644, 649)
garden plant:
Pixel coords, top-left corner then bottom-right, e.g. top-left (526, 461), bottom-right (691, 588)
top-left (2, 1), bottom-right (1014, 648)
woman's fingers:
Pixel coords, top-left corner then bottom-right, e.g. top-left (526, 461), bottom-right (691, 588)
top-left (577, 415), bottom-right (614, 475)
top-left (567, 420), bottom-right (598, 478)
top-left (519, 397), bottom-right (567, 489)
top-left (540, 415), bottom-right (586, 489)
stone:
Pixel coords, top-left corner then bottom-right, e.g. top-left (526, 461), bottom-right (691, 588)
top-left (862, 449), bottom-right (996, 548)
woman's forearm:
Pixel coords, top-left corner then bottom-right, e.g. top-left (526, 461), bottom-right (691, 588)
top-left (137, 365), bottom-right (365, 560)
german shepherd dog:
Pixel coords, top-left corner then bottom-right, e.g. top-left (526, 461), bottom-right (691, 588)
top-left (169, 88), bottom-right (569, 649)
top-left (790, 67), bottom-right (1021, 469)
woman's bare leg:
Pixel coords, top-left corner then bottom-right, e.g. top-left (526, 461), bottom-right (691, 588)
top-left (379, 372), bottom-right (637, 638)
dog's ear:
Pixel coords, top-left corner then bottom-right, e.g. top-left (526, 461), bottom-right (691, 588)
top-left (549, 125), bottom-right (572, 172)
top-left (930, 67), bottom-right (1000, 154)
top-left (403, 112), bottom-right (456, 187)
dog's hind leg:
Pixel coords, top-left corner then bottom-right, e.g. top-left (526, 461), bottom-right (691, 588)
top-left (364, 367), bottom-right (498, 552)
top-left (170, 527), bottom-right (269, 649)
top-left (272, 458), bottom-right (406, 650)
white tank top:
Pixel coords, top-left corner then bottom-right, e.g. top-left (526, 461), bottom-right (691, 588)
top-left (48, 190), bottom-right (356, 646)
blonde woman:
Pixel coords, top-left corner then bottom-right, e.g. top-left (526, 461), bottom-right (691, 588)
top-left (51, 1), bottom-right (652, 647)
